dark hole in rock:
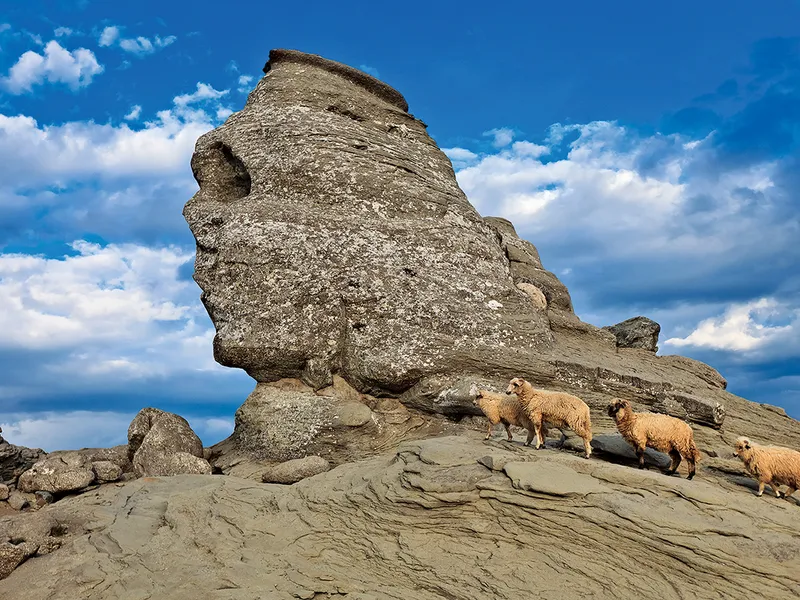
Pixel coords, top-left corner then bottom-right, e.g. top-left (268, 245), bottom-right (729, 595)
top-left (9, 537), bottom-right (25, 545)
top-left (352, 322), bottom-right (367, 331)
top-left (211, 465), bottom-right (224, 475)
top-left (402, 267), bottom-right (417, 277)
top-left (49, 523), bottom-right (67, 537)
top-left (192, 141), bottom-right (251, 201)
top-left (353, 143), bottom-right (368, 150)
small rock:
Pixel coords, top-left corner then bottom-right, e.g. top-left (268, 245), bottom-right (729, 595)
top-left (7, 491), bottom-right (33, 511)
top-left (0, 542), bottom-right (25, 579)
top-left (331, 402), bottom-right (372, 427)
top-left (128, 408), bottom-right (209, 477)
top-left (262, 456), bottom-right (330, 484)
top-left (0, 484), bottom-right (8, 500)
top-left (92, 460), bottom-right (123, 483)
top-left (35, 491), bottom-right (55, 507)
top-left (516, 282), bottom-right (548, 311)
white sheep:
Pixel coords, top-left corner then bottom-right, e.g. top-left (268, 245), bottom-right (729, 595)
top-left (506, 378), bottom-right (593, 458)
top-left (607, 398), bottom-right (700, 479)
top-left (470, 382), bottom-right (544, 445)
top-left (733, 436), bottom-right (800, 499)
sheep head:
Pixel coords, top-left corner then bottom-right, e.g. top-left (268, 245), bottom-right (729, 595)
top-left (734, 436), bottom-right (753, 459)
top-left (607, 398), bottom-right (631, 421)
top-left (506, 377), bottom-right (525, 395)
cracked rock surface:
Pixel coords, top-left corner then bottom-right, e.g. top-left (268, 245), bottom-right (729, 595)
top-left (1, 435), bottom-right (798, 599)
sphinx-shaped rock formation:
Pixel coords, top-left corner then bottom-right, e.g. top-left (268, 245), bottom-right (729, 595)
top-left (184, 49), bottom-right (800, 466)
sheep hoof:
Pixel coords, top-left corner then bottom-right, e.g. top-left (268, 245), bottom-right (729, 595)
top-left (687, 474), bottom-right (695, 481)
top-left (665, 469), bottom-right (676, 476)
top-left (756, 492), bottom-right (763, 497)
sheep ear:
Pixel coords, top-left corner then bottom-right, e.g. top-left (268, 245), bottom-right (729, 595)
top-left (745, 442), bottom-right (751, 449)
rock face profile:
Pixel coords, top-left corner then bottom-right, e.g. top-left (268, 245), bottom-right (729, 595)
top-left (183, 49), bottom-right (800, 465)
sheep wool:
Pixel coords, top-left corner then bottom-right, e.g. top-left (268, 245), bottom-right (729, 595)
top-left (470, 383), bottom-right (541, 445)
top-left (506, 378), bottom-right (593, 458)
top-left (734, 437), bottom-right (800, 499)
top-left (607, 398), bottom-right (700, 480)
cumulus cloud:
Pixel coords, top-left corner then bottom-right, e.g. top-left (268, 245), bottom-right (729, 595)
top-left (98, 25), bottom-right (176, 56)
top-left (54, 27), bottom-right (74, 38)
top-left (98, 25), bottom-right (119, 47)
top-left (484, 127), bottom-right (515, 148)
top-left (665, 298), bottom-right (797, 352)
top-left (124, 104), bottom-right (142, 121)
top-left (0, 411), bottom-right (235, 451)
top-left (1, 40), bottom-right (103, 93)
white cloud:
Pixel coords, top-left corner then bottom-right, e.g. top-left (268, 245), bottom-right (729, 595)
top-left (0, 83), bottom-right (228, 185)
top-left (0, 241), bottom-right (194, 351)
top-left (119, 35), bottom-right (176, 56)
top-left (237, 74), bottom-right (253, 93)
top-left (359, 64), bottom-right (380, 78)
top-left (54, 27), bottom-right (74, 38)
top-left (124, 104), bottom-right (142, 121)
top-left (2, 40), bottom-right (103, 93)
top-left (99, 26), bottom-right (176, 56)
top-left (484, 127), bottom-right (515, 148)
top-left (0, 411), bottom-right (236, 451)
top-left (98, 26), bottom-right (120, 47)
top-left (664, 299), bottom-right (797, 352)
top-left (174, 82), bottom-right (229, 106)
top-left (0, 24), bottom-right (10, 34)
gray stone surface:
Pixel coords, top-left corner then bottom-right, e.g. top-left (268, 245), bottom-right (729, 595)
top-left (17, 454), bottom-right (96, 494)
top-left (262, 456), bottom-right (330, 484)
top-left (0, 485), bottom-right (8, 501)
top-left (6, 492), bottom-right (32, 511)
top-left (1, 435), bottom-right (799, 597)
top-left (0, 432), bottom-right (45, 485)
top-left (127, 408), bottom-right (211, 477)
top-left (603, 316), bottom-right (661, 352)
top-left (91, 461), bottom-right (122, 483)
top-left (184, 48), bottom-right (553, 397)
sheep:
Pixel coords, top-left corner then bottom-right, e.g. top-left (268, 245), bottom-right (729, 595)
top-left (470, 382), bottom-right (545, 445)
top-left (607, 398), bottom-right (700, 480)
top-left (733, 436), bottom-right (800, 499)
top-left (506, 377), bottom-right (593, 458)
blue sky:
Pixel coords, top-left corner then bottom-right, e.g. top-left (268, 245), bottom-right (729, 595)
top-left (0, 0), bottom-right (798, 451)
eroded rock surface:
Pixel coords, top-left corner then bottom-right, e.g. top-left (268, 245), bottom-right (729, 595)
top-left (127, 408), bottom-right (211, 477)
top-left (182, 49), bottom-right (800, 465)
top-left (0, 430), bottom-right (45, 486)
top-left (1, 435), bottom-right (798, 599)
top-left (603, 316), bottom-right (661, 351)
top-left (17, 455), bottom-right (96, 495)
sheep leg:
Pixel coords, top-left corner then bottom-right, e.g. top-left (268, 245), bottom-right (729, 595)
top-left (784, 487), bottom-right (796, 501)
top-left (485, 421), bottom-right (494, 441)
top-left (770, 482), bottom-right (783, 498)
top-left (503, 423), bottom-right (514, 443)
top-left (757, 481), bottom-right (765, 497)
top-left (686, 458), bottom-right (696, 480)
top-left (636, 447), bottom-right (646, 469)
top-left (556, 430), bottom-right (567, 449)
top-left (582, 436), bottom-right (592, 459)
top-left (666, 450), bottom-right (682, 476)
top-left (525, 427), bottom-right (535, 447)
top-left (533, 418), bottom-right (545, 449)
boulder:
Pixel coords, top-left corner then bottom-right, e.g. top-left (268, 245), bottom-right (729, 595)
top-left (91, 461), bottom-right (122, 483)
top-left (0, 485), bottom-right (8, 501)
top-left (0, 430), bottom-right (46, 485)
top-left (0, 544), bottom-right (24, 580)
top-left (603, 316), bottom-right (661, 352)
top-left (6, 492), bottom-right (33, 511)
top-left (17, 454), bottom-right (96, 494)
top-left (262, 456), bottom-right (330, 484)
top-left (47, 445), bottom-right (133, 474)
top-left (127, 408), bottom-right (211, 477)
